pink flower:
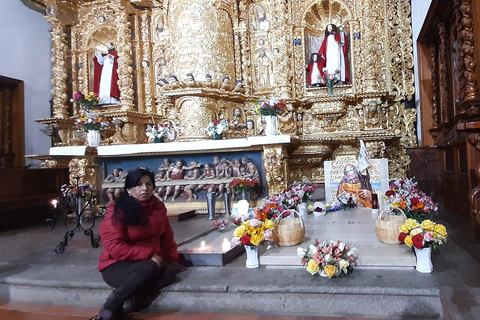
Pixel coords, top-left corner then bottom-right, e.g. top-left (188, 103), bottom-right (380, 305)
top-left (73, 92), bottom-right (81, 99)
top-left (423, 231), bottom-right (434, 242)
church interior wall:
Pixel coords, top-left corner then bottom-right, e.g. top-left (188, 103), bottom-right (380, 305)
top-left (0, 1), bottom-right (52, 165)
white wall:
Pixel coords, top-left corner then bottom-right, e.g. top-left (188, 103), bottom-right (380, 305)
top-left (411, 0), bottom-right (432, 145)
top-left (0, 0), bottom-right (52, 165)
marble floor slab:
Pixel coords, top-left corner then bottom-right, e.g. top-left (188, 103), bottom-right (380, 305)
top-left (260, 208), bottom-right (416, 268)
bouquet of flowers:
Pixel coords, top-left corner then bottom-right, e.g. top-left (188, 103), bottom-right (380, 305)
top-left (146, 123), bottom-right (173, 142)
top-left (297, 239), bottom-right (358, 278)
top-left (74, 112), bottom-right (109, 131)
top-left (206, 118), bottom-right (230, 138)
top-left (254, 181), bottom-right (317, 220)
top-left (254, 99), bottom-right (287, 116)
top-left (384, 178), bottom-right (438, 221)
top-left (230, 177), bottom-right (259, 196)
top-left (73, 91), bottom-right (100, 111)
top-left (231, 216), bottom-right (275, 247)
top-left (337, 191), bottom-right (357, 209)
top-left (212, 219), bottom-right (229, 232)
top-left (322, 69), bottom-right (340, 88)
top-left (398, 218), bottom-right (447, 249)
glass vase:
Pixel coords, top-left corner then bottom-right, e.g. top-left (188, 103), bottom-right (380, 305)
top-left (153, 136), bottom-right (165, 143)
top-left (327, 85), bottom-right (334, 95)
top-left (214, 133), bottom-right (223, 140)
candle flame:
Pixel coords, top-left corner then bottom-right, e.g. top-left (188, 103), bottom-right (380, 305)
top-left (200, 241), bottom-right (206, 248)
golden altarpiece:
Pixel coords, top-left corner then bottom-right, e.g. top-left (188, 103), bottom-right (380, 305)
top-left (32, 0), bottom-right (416, 206)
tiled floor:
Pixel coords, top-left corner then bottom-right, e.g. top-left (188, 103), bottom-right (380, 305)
top-left (0, 301), bottom-right (391, 320)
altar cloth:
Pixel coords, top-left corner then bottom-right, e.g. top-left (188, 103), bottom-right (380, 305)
top-left (260, 208), bottom-right (416, 268)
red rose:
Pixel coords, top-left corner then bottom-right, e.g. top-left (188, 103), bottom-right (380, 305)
top-left (412, 234), bottom-right (424, 248)
top-left (240, 234), bottom-right (252, 245)
top-left (398, 233), bottom-right (407, 243)
top-left (411, 197), bottom-right (420, 205)
top-left (386, 190), bottom-right (394, 197)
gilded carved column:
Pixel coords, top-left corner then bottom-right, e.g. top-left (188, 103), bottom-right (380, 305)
top-left (361, 2), bottom-right (378, 91)
top-left (438, 22), bottom-right (451, 124)
top-left (429, 44), bottom-right (440, 132)
top-left (458, 0), bottom-right (479, 101)
top-left (263, 146), bottom-right (289, 196)
top-left (47, 18), bottom-right (69, 118)
top-left (116, 6), bottom-right (135, 111)
top-left (141, 12), bottom-right (154, 114)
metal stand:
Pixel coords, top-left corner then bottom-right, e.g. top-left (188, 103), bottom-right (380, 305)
top-left (54, 177), bottom-right (101, 253)
top-left (207, 192), bottom-right (216, 220)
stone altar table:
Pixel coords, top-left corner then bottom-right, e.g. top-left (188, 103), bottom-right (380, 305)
top-left (260, 208), bottom-right (416, 268)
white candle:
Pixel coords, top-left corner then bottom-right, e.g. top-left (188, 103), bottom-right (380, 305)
top-left (222, 238), bottom-right (231, 252)
top-left (198, 241), bottom-right (207, 251)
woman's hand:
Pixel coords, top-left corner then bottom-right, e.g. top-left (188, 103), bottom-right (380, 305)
top-left (169, 260), bottom-right (188, 273)
top-left (151, 253), bottom-right (163, 266)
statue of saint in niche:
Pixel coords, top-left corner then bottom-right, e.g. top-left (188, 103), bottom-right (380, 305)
top-left (93, 42), bottom-right (120, 104)
top-left (318, 23), bottom-right (349, 84)
top-left (254, 5), bottom-right (270, 31)
top-left (255, 51), bottom-right (272, 88)
top-left (154, 15), bottom-right (165, 40)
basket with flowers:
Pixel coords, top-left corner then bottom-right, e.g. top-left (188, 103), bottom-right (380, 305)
top-left (297, 239), bottom-right (358, 278)
top-left (206, 118), bottom-right (230, 140)
top-left (384, 178), bottom-right (438, 221)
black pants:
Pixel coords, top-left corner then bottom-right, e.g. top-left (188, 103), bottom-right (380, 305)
top-left (101, 260), bottom-right (176, 312)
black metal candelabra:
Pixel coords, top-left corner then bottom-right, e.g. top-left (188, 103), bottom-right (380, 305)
top-left (54, 177), bottom-right (101, 253)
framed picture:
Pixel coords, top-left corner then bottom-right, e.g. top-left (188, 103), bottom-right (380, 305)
top-left (324, 159), bottom-right (389, 208)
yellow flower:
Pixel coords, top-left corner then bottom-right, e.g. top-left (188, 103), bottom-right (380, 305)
top-left (404, 219), bottom-right (419, 230)
top-left (410, 227), bottom-right (423, 236)
top-left (306, 259), bottom-right (319, 275)
top-left (399, 224), bottom-right (409, 234)
top-left (233, 225), bottom-right (246, 238)
top-left (434, 224), bottom-right (447, 237)
top-left (421, 220), bottom-right (436, 232)
top-left (404, 235), bottom-right (413, 247)
top-left (250, 233), bottom-right (264, 246)
top-left (324, 265), bottom-right (337, 277)
top-left (264, 219), bottom-right (274, 229)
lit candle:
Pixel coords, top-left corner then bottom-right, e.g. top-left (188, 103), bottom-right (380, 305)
top-left (371, 193), bottom-right (379, 214)
top-left (51, 199), bottom-right (58, 209)
top-left (199, 241), bottom-right (206, 251)
top-left (222, 238), bottom-right (231, 252)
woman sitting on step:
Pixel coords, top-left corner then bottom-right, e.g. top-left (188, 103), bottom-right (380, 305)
top-left (92, 167), bottom-right (187, 320)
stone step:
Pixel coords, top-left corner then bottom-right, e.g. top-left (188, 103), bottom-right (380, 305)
top-left (0, 264), bottom-right (442, 319)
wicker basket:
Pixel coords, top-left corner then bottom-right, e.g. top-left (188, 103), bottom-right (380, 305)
top-left (375, 208), bottom-right (407, 245)
top-left (272, 210), bottom-right (306, 247)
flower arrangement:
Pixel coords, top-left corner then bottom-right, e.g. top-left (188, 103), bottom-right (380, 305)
top-left (73, 91), bottom-right (100, 111)
top-left (74, 112), bottom-right (109, 131)
top-left (230, 177), bottom-right (260, 196)
top-left (322, 68), bottom-right (340, 92)
top-left (61, 183), bottom-right (93, 200)
top-left (297, 239), bottom-right (358, 278)
top-left (231, 217), bottom-right (275, 247)
top-left (398, 218), bottom-right (447, 249)
top-left (146, 123), bottom-right (173, 142)
top-left (254, 99), bottom-right (287, 116)
top-left (206, 118), bottom-right (230, 138)
top-left (254, 181), bottom-right (317, 220)
top-left (212, 219), bottom-right (229, 231)
top-left (384, 178), bottom-right (438, 221)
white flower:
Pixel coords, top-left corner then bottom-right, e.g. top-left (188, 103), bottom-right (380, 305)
top-left (231, 238), bottom-right (241, 246)
top-left (308, 244), bottom-right (318, 256)
top-left (249, 218), bottom-right (262, 227)
top-left (324, 254), bottom-right (333, 263)
top-left (264, 229), bottom-right (272, 241)
top-left (339, 259), bottom-right (350, 273)
top-left (297, 247), bottom-right (307, 257)
top-left (338, 242), bottom-right (345, 252)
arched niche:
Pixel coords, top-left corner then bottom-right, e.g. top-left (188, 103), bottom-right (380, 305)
top-left (303, 0), bottom-right (351, 85)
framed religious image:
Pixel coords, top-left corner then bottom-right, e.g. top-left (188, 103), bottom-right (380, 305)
top-left (324, 159), bottom-right (389, 209)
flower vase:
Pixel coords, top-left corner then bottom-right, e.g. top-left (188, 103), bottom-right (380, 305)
top-left (245, 245), bottom-right (259, 268)
top-left (327, 85), bottom-right (334, 95)
top-left (264, 115), bottom-right (277, 136)
top-left (86, 130), bottom-right (101, 147)
top-left (297, 202), bottom-right (308, 219)
top-left (214, 133), bottom-right (223, 140)
top-left (154, 136), bottom-right (165, 143)
top-left (414, 247), bottom-right (433, 273)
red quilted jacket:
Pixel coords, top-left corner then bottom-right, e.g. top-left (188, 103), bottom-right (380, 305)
top-left (98, 196), bottom-right (179, 271)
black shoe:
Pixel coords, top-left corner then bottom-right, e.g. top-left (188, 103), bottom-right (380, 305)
top-left (123, 291), bottom-right (160, 314)
top-left (93, 307), bottom-right (123, 320)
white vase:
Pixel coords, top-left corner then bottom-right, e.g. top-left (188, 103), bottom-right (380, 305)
top-left (245, 245), bottom-right (259, 268)
top-left (297, 203), bottom-right (308, 219)
top-left (237, 199), bottom-right (249, 219)
top-left (414, 247), bottom-right (433, 273)
top-left (87, 130), bottom-right (101, 147)
top-left (264, 115), bottom-right (277, 136)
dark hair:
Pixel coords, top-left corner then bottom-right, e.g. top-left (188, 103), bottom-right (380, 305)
top-left (310, 53), bottom-right (319, 63)
top-left (325, 24), bottom-right (338, 39)
top-left (114, 168), bottom-right (155, 226)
